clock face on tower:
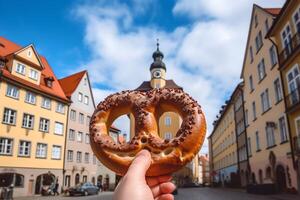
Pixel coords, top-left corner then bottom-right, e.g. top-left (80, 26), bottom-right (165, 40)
top-left (153, 70), bottom-right (162, 78)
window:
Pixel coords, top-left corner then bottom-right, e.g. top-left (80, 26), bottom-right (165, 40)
top-left (79, 113), bottom-right (84, 124)
top-left (76, 151), bottom-right (82, 163)
top-left (56, 103), bottom-right (65, 114)
top-left (65, 175), bottom-right (70, 187)
top-left (245, 110), bottom-right (249, 126)
top-left (287, 65), bottom-right (300, 105)
top-left (16, 63), bottom-right (25, 75)
top-left (36, 143), bottom-right (47, 158)
top-left (265, 19), bottom-right (269, 33)
top-left (252, 101), bottom-right (257, 120)
top-left (281, 24), bottom-right (292, 57)
top-left (279, 117), bottom-right (288, 142)
top-left (255, 31), bottom-right (263, 52)
top-left (254, 15), bottom-right (258, 27)
top-left (294, 7), bottom-right (300, 33)
top-left (296, 118), bottom-right (300, 136)
top-left (70, 110), bottom-right (76, 121)
top-left (52, 145), bottom-right (61, 159)
top-left (69, 129), bottom-right (75, 141)
top-left (255, 131), bottom-right (260, 151)
top-left (18, 141), bottom-right (31, 157)
top-left (261, 89), bottom-right (270, 113)
top-left (54, 122), bottom-right (64, 135)
top-left (249, 46), bottom-right (254, 63)
top-left (67, 150), bottom-right (73, 162)
top-left (0, 138), bottom-right (13, 155)
top-left (165, 116), bottom-right (171, 126)
top-left (41, 97), bottom-right (51, 109)
top-left (27, 50), bottom-right (32, 57)
top-left (164, 132), bottom-right (172, 140)
top-left (266, 126), bottom-right (275, 147)
top-left (25, 92), bottom-right (36, 104)
top-left (86, 116), bottom-right (91, 126)
top-left (77, 132), bottom-right (83, 142)
top-left (247, 137), bottom-right (252, 156)
top-left (78, 93), bottom-right (83, 102)
top-left (29, 69), bottom-right (38, 80)
top-left (274, 78), bottom-right (283, 103)
top-left (85, 152), bottom-right (89, 163)
top-left (269, 45), bottom-right (277, 66)
top-left (22, 113), bottom-right (34, 129)
top-left (84, 78), bottom-right (87, 85)
top-left (257, 59), bottom-right (266, 81)
top-left (249, 75), bottom-right (254, 92)
top-left (6, 85), bottom-right (19, 99)
top-left (3, 108), bottom-right (16, 125)
top-left (39, 118), bottom-right (50, 132)
top-left (84, 96), bottom-right (89, 105)
top-left (85, 134), bottom-right (90, 144)
top-left (0, 173), bottom-right (24, 187)
top-left (93, 154), bottom-right (96, 164)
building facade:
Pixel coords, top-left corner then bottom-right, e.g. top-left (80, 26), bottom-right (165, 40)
top-left (268, 0), bottom-right (300, 192)
top-left (198, 154), bottom-right (210, 185)
top-left (0, 37), bottom-right (69, 197)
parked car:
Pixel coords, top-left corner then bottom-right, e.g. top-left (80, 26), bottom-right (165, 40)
top-left (66, 182), bottom-right (99, 196)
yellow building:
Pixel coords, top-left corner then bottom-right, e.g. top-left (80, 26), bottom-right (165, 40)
top-left (208, 90), bottom-right (238, 187)
top-left (131, 44), bottom-right (200, 186)
top-left (241, 4), bottom-right (297, 191)
top-left (0, 37), bottom-right (69, 197)
top-left (267, 0), bottom-right (300, 192)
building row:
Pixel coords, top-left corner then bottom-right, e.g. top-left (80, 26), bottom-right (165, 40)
top-left (208, 0), bottom-right (300, 193)
top-left (0, 36), bottom-right (123, 197)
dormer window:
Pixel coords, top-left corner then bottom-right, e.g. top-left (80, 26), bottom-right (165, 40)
top-left (29, 69), bottom-right (38, 80)
top-left (44, 77), bottom-right (54, 88)
top-left (0, 59), bottom-right (5, 67)
top-left (16, 63), bottom-right (26, 75)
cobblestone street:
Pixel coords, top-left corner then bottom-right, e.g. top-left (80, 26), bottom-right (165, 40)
top-left (15, 188), bottom-right (300, 200)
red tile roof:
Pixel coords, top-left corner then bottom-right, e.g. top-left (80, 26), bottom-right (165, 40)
top-left (59, 70), bottom-right (86, 97)
top-left (263, 8), bottom-right (281, 16)
top-left (0, 36), bottom-right (69, 102)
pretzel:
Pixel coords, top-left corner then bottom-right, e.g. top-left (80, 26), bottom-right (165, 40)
top-left (89, 88), bottom-right (206, 176)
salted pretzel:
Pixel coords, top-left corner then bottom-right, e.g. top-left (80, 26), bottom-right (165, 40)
top-left (89, 88), bottom-right (206, 176)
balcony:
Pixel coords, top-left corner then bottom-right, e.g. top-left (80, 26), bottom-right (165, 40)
top-left (285, 88), bottom-right (300, 112)
top-left (278, 32), bottom-right (300, 68)
top-left (293, 136), bottom-right (300, 155)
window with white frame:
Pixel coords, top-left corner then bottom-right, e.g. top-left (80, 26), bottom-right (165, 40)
top-left (52, 145), bottom-right (61, 159)
top-left (6, 85), bottom-right (19, 99)
top-left (249, 46), bottom-right (254, 63)
top-left (78, 92), bottom-right (83, 102)
top-left (84, 96), bottom-right (89, 105)
top-left (261, 89), bottom-right (270, 113)
top-left (25, 91), bottom-right (36, 104)
top-left (29, 69), bottom-right (38, 80)
top-left (0, 138), bottom-right (13, 155)
top-left (279, 117), bottom-right (288, 142)
top-left (265, 19), bottom-right (269, 33)
top-left (254, 15), bottom-right (258, 27)
top-left (76, 151), bottom-right (82, 163)
top-left (39, 118), bottom-right (50, 132)
top-left (22, 113), bottom-right (34, 129)
top-left (67, 150), bottom-right (73, 162)
top-left (247, 137), bottom-right (252, 156)
top-left (287, 65), bottom-right (300, 105)
top-left (255, 31), bottom-right (263, 52)
top-left (266, 125), bottom-right (275, 147)
top-left (56, 103), bottom-right (65, 114)
top-left (16, 63), bottom-right (26, 75)
top-left (255, 131), bottom-right (260, 151)
top-left (293, 7), bottom-right (300, 33)
top-left (86, 116), bottom-right (91, 126)
top-left (85, 133), bottom-right (90, 144)
top-left (257, 59), bottom-right (266, 81)
top-left (18, 141), bottom-right (31, 157)
top-left (252, 101), bottom-right (257, 120)
top-left (79, 113), bottom-right (84, 124)
top-left (3, 108), bottom-right (16, 125)
top-left (249, 75), bottom-right (254, 92)
top-left (164, 132), bottom-right (172, 140)
top-left (281, 24), bottom-right (292, 56)
top-left (85, 152), bottom-right (89, 163)
top-left (54, 122), bottom-right (64, 135)
top-left (274, 78), bottom-right (283, 103)
top-left (69, 129), bottom-right (75, 141)
top-left (70, 110), bottom-right (76, 121)
top-left (269, 45), bottom-right (277, 66)
top-left (36, 143), bottom-right (47, 158)
top-left (165, 116), bottom-right (171, 126)
top-left (41, 97), bottom-right (51, 109)
top-left (77, 132), bottom-right (83, 142)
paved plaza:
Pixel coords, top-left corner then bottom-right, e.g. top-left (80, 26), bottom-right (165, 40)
top-left (15, 187), bottom-right (300, 200)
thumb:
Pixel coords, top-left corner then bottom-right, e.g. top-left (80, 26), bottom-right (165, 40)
top-left (126, 150), bottom-right (152, 178)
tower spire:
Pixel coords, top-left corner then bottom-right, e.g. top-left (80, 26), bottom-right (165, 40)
top-left (150, 39), bottom-right (166, 71)
top-left (156, 38), bottom-right (159, 51)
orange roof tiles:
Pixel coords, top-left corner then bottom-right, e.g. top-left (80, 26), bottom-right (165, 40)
top-left (59, 70), bottom-right (86, 97)
top-left (0, 36), bottom-right (69, 102)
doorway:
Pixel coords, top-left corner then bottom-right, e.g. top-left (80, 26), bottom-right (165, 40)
top-left (276, 165), bottom-right (287, 192)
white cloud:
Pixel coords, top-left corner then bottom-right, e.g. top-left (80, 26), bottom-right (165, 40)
top-left (74, 0), bottom-right (285, 153)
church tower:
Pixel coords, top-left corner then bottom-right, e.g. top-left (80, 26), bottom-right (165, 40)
top-left (150, 41), bottom-right (166, 89)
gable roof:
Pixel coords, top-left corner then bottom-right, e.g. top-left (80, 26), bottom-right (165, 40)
top-left (14, 44), bottom-right (45, 69)
top-left (240, 4), bottom-right (281, 78)
top-left (59, 70), bottom-right (86, 97)
top-left (0, 36), bottom-right (69, 102)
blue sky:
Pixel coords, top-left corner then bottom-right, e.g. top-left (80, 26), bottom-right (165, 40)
top-left (0, 0), bottom-right (286, 153)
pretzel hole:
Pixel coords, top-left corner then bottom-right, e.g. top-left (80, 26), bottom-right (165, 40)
top-left (110, 114), bottom-right (131, 143)
top-left (158, 112), bottom-right (182, 140)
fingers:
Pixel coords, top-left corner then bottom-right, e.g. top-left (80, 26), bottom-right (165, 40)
top-left (126, 150), bottom-right (151, 179)
top-left (146, 175), bottom-right (172, 187)
top-left (151, 182), bottom-right (176, 198)
top-left (155, 194), bottom-right (174, 200)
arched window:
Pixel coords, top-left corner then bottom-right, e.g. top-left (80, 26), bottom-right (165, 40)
top-left (266, 167), bottom-right (271, 179)
top-left (0, 173), bottom-right (24, 187)
top-left (259, 169), bottom-right (263, 184)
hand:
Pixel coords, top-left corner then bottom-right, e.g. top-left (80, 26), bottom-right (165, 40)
top-left (113, 150), bottom-right (176, 200)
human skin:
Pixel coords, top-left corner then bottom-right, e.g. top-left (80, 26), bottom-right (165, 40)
top-left (113, 150), bottom-right (176, 200)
